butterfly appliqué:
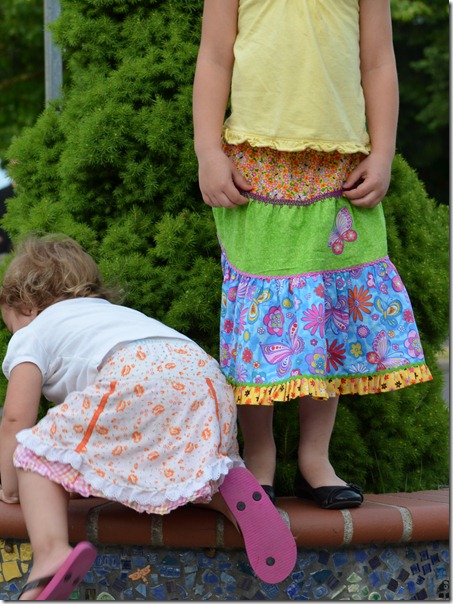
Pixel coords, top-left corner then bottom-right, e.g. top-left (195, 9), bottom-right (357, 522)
top-left (328, 207), bottom-right (358, 255)
top-left (260, 319), bottom-right (304, 377)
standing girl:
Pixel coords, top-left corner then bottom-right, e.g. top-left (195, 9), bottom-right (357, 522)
top-left (193, 0), bottom-right (432, 508)
top-left (0, 235), bottom-right (296, 600)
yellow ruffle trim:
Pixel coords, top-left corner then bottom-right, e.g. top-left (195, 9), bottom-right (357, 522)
top-left (223, 128), bottom-right (371, 156)
top-left (232, 364), bottom-right (433, 406)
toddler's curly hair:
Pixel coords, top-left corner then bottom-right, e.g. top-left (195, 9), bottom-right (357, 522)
top-left (0, 234), bottom-right (119, 312)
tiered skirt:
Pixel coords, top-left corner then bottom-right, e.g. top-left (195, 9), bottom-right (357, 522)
top-left (213, 142), bottom-right (432, 405)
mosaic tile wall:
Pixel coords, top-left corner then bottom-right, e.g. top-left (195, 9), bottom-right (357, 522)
top-left (0, 539), bottom-right (449, 601)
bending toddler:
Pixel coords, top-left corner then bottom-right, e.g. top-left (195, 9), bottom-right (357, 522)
top-left (0, 234), bottom-right (296, 599)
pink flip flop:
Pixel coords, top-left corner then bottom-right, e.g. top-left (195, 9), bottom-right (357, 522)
top-left (219, 466), bottom-right (297, 584)
top-left (20, 541), bottom-right (97, 600)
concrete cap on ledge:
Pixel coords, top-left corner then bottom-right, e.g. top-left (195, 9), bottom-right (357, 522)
top-left (0, 489), bottom-right (448, 549)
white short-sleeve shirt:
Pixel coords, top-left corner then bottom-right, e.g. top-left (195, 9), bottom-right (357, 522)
top-left (2, 298), bottom-right (190, 404)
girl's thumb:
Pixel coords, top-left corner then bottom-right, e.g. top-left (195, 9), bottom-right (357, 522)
top-left (233, 168), bottom-right (253, 191)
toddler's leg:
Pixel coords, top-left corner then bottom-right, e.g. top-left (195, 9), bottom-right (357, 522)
top-left (237, 405), bottom-right (275, 486)
top-left (17, 469), bottom-right (96, 600)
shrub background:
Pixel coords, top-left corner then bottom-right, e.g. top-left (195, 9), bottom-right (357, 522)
top-left (2, 0), bottom-right (449, 494)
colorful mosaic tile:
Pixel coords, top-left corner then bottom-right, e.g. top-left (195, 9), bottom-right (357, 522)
top-left (0, 539), bottom-right (449, 600)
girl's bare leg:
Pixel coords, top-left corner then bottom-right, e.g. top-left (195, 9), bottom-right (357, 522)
top-left (298, 395), bottom-right (346, 487)
top-left (17, 468), bottom-right (73, 600)
top-left (237, 405), bottom-right (275, 485)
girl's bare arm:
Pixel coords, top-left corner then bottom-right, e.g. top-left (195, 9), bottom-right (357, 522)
top-left (343, 0), bottom-right (399, 208)
top-left (193, 0), bottom-right (252, 208)
top-left (0, 362), bottom-right (42, 503)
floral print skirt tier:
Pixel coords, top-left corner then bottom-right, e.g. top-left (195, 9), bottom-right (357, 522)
top-left (13, 339), bottom-right (244, 514)
top-left (213, 143), bottom-right (432, 405)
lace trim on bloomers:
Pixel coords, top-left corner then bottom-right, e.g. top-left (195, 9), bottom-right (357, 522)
top-left (13, 442), bottom-right (241, 515)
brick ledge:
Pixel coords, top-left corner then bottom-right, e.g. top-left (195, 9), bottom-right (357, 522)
top-left (0, 489), bottom-right (448, 549)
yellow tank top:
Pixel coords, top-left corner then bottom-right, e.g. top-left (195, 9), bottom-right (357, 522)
top-left (223, 0), bottom-right (370, 154)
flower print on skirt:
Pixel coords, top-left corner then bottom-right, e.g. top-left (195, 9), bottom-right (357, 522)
top-left (13, 338), bottom-right (244, 514)
top-left (213, 143), bottom-right (432, 405)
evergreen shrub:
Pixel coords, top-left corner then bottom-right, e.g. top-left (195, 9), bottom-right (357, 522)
top-left (2, 0), bottom-right (449, 493)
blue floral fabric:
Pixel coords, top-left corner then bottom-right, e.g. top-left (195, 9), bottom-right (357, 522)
top-left (219, 251), bottom-right (431, 404)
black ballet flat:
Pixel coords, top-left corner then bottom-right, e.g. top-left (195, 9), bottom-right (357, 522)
top-left (294, 470), bottom-right (363, 509)
top-left (261, 484), bottom-right (276, 504)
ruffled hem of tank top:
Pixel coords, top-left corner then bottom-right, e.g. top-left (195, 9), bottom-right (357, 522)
top-left (229, 363), bottom-right (433, 406)
top-left (223, 128), bottom-right (370, 155)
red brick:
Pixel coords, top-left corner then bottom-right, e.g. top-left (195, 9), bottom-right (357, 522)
top-left (348, 500), bottom-right (404, 545)
top-left (281, 497), bottom-right (346, 547)
top-left (162, 506), bottom-right (219, 548)
top-left (96, 502), bottom-right (153, 545)
top-left (68, 497), bottom-right (109, 543)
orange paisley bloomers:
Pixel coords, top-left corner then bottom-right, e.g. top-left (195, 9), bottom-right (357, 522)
top-left (13, 338), bottom-right (244, 514)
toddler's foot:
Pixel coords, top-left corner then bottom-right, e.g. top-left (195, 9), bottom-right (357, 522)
top-left (19, 542), bottom-right (97, 600)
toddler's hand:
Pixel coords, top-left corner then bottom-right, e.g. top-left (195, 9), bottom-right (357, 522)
top-left (0, 487), bottom-right (19, 504)
top-left (342, 154), bottom-right (392, 208)
top-left (197, 149), bottom-right (253, 208)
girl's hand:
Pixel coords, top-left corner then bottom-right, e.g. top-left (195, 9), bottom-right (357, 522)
top-left (0, 487), bottom-right (19, 504)
top-left (342, 154), bottom-right (392, 208)
top-left (197, 148), bottom-right (253, 208)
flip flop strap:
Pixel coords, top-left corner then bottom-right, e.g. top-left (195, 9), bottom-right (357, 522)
top-left (20, 576), bottom-right (53, 596)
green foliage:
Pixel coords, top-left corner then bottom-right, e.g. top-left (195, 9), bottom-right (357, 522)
top-left (1, 0), bottom-right (449, 495)
top-left (391, 0), bottom-right (449, 204)
top-left (5, 0), bottom-right (214, 340)
top-left (0, 0), bottom-right (45, 157)
top-left (390, 0), bottom-right (432, 21)
top-left (383, 156), bottom-right (449, 351)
